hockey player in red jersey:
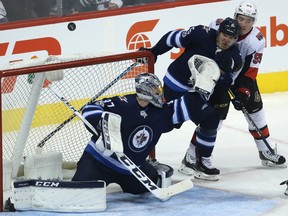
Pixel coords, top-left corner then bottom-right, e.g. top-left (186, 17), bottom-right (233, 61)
top-left (180, 1), bottom-right (286, 181)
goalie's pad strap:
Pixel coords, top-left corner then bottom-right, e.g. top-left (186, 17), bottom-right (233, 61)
top-left (11, 179), bottom-right (106, 212)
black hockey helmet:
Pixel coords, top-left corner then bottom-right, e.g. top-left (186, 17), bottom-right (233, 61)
top-left (219, 17), bottom-right (240, 37)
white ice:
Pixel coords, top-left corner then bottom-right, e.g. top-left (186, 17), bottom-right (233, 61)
top-left (1, 92), bottom-right (288, 216)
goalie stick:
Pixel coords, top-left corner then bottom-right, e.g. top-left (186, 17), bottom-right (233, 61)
top-left (228, 89), bottom-right (275, 154)
top-left (36, 61), bottom-right (139, 149)
top-left (47, 84), bottom-right (193, 201)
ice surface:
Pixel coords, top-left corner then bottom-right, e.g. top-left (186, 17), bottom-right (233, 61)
top-left (2, 92), bottom-right (288, 216)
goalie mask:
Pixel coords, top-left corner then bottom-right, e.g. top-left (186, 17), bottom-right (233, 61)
top-left (135, 73), bottom-right (163, 108)
top-left (188, 55), bottom-right (221, 100)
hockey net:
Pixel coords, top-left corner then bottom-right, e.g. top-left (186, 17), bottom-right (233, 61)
top-left (0, 51), bottom-right (154, 209)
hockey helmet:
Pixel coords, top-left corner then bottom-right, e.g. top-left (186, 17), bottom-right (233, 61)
top-left (234, 1), bottom-right (258, 21)
top-left (218, 17), bottom-right (240, 37)
top-left (135, 73), bottom-right (163, 108)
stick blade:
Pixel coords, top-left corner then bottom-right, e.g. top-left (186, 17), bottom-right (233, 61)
top-left (157, 179), bottom-right (193, 200)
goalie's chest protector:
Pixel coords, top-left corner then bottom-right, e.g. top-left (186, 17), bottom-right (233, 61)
top-left (111, 95), bottom-right (174, 165)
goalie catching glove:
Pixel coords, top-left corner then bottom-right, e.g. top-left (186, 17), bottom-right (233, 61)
top-left (188, 55), bottom-right (221, 100)
top-left (95, 112), bottom-right (123, 157)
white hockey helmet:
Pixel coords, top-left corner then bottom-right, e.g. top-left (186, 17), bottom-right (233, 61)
top-left (135, 73), bottom-right (163, 108)
top-left (234, 2), bottom-right (258, 21)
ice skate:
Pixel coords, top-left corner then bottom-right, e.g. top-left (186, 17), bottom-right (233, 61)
top-left (194, 156), bottom-right (220, 181)
top-left (178, 152), bottom-right (196, 176)
top-left (259, 149), bottom-right (286, 168)
top-left (280, 180), bottom-right (288, 195)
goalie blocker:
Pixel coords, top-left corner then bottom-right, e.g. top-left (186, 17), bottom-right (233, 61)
top-left (6, 179), bottom-right (106, 212)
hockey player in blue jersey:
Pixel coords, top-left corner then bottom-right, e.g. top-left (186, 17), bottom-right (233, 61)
top-left (72, 70), bottom-right (221, 195)
top-left (178, 3), bottom-right (285, 181)
top-left (140, 17), bottom-right (242, 180)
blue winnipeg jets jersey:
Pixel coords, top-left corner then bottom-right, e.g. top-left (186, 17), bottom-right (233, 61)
top-left (82, 93), bottom-right (216, 174)
top-left (151, 25), bottom-right (242, 92)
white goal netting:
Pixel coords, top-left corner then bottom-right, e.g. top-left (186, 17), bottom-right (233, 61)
top-left (1, 51), bottom-right (154, 178)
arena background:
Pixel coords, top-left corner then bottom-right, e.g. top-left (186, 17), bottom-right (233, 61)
top-left (0, 0), bottom-right (287, 93)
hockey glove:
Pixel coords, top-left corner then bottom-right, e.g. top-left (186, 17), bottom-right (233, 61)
top-left (232, 88), bottom-right (251, 110)
top-left (214, 51), bottom-right (234, 73)
top-left (138, 47), bottom-right (158, 63)
top-left (216, 72), bottom-right (233, 90)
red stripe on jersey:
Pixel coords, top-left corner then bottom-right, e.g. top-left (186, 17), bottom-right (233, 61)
top-left (249, 125), bottom-right (270, 139)
top-left (245, 67), bottom-right (258, 81)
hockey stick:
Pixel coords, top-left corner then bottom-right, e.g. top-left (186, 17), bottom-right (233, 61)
top-left (47, 84), bottom-right (193, 201)
top-left (228, 89), bottom-right (274, 154)
top-left (115, 152), bottom-right (193, 200)
top-left (37, 62), bottom-right (139, 149)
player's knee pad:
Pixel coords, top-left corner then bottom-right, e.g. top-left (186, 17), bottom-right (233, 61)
top-left (155, 163), bottom-right (174, 188)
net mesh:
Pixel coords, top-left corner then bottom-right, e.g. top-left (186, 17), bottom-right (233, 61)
top-left (1, 52), bottom-right (152, 166)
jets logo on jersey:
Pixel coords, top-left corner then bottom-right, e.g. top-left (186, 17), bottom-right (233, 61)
top-left (128, 125), bottom-right (153, 153)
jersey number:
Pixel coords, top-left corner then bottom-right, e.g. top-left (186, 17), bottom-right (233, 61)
top-left (253, 53), bottom-right (263, 64)
top-left (103, 99), bottom-right (115, 108)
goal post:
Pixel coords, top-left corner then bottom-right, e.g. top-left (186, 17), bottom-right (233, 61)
top-left (0, 51), bottom-right (154, 211)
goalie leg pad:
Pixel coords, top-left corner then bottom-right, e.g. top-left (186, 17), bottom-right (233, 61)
top-left (10, 179), bottom-right (106, 212)
top-left (95, 111), bottom-right (123, 157)
top-left (101, 112), bottom-right (123, 153)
